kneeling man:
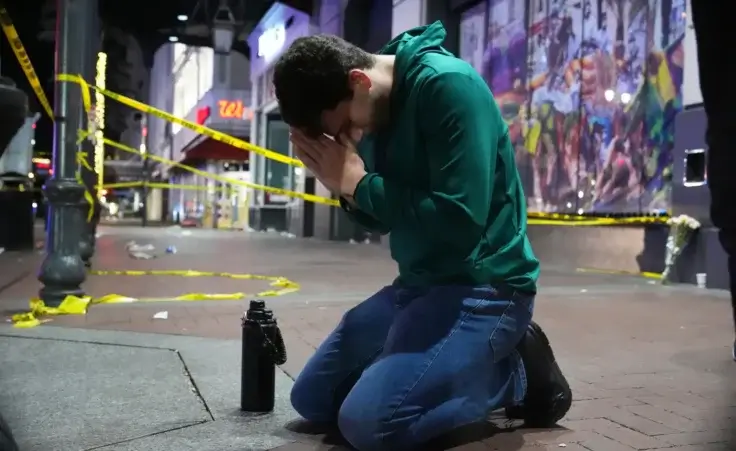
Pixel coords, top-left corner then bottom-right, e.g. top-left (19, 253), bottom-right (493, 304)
top-left (272, 21), bottom-right (572, 451)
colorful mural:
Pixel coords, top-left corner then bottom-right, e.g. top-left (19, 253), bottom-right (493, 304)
top-left (469, 0), bottom-right (686, 213)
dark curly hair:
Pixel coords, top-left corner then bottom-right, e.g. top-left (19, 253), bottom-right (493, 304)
top-left (273, 35), bottom-right (374, 135)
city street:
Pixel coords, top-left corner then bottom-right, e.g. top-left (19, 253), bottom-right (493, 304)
top-left (1, 226), bottom-right (735, 450)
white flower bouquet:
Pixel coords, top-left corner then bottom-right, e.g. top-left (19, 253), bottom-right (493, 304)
top-left (661, 214), bottom-right (702, 284)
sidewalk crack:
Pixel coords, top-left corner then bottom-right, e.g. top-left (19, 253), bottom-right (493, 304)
top-left (82, 420), bottom-right (210, 450)
top-left (176, 349), bottom-right (216, 421)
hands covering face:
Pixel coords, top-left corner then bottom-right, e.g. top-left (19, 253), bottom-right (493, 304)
top-left (290, 129), bottom-right (367, 198)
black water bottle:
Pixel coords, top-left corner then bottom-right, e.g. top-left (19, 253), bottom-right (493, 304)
top-left (241, 299), bottom-right (287, 412)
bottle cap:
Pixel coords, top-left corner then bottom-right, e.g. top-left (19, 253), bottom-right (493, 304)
top-left (249, 299), bottom-right (266, 311)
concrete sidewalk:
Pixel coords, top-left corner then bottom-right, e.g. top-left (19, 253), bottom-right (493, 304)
top-left (0, 325), bottom-right (300, 451)
top-left (3, 226), bottom-right (736, 450)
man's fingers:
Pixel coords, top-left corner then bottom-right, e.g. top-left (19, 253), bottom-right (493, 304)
top-left (293, 146), bottom-right (320, 171)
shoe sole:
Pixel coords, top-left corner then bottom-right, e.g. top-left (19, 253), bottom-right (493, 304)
top-left (508, 323), bottom-right (573, 427)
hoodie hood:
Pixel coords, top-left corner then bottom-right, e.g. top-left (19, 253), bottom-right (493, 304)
top-left (379, 21), bottom-right (452, 89)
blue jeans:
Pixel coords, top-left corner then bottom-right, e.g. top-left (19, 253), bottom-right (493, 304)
top-left (290, 285), bottom-right (534, 450)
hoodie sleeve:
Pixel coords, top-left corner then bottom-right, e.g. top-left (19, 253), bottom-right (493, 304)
top-left (339, 197), bottom-right (391, 234)
top-left (353, 71), bottom-right (498, 237)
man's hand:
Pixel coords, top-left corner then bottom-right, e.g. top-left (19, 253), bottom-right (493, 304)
top-left (290, 129), bottom-right (367, 197)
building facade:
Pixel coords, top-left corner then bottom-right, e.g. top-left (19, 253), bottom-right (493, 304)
top-left (146, 42), bottom-right (253, 228)
top-left (145, 0), bottom-right (690, 236)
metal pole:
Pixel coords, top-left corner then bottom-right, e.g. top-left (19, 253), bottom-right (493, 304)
top-left (78, 0), bottom-right (99, 265)
top-left (38, 0), bottom-right (90, 306)
top-left (141, 156), bottom-right (149, 227)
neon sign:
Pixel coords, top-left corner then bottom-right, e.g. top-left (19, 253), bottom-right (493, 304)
top-left (196, 106), bottom-right (211, 124)
top-left (217, 100), bottom-right (248, 119)
top-left (257, 24), bottom-right (286, 61)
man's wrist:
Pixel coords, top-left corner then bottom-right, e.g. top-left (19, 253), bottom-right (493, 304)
top-left (342, 169), bottom-right (368, 199)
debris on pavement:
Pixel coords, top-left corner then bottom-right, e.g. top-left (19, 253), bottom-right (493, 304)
top-left (153, 311), bottom-right (168, 320)
top-left (126, 241), bottom-right (156, 259)
top-left (165, 246), bottom-right (177, 254)
top-left (126, 241), bottom-right (155, 252)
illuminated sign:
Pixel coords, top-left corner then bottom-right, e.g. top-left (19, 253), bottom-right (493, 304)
top-left (196, 106), bottom-right (211, 124)
top-left (257, 24), bottom-right (286, 61)
top-left (217, 100), bottom-right (249, 119)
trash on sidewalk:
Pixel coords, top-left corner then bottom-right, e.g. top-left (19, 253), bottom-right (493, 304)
top-left (153, 311), bottom-right (168, 320)
top-left (126, 241), bottom-right (155, 252)
top-left (165, 246), bottom-right (177, 254)
top-left (126, 241), bottom-right (156, 259)
top-left (279, 231), bottom-right (296, 238)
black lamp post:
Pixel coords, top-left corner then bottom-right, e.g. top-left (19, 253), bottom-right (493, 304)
top-left (37, 0), bottom-right (94, 306)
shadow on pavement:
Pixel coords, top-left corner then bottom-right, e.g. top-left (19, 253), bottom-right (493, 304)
top-left (283, 417), bottom-right (533, 450)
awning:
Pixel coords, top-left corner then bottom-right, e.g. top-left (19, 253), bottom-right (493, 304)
top-left (179, 135), bottom-right (250, 167)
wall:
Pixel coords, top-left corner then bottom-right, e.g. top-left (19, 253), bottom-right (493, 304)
top-left (148, 43), bottom-right (175, 161)
top-left (388, 0), bottom-right (689, 216)
top-left (682, 0), bottom-right (701, 107)
top-left (148, 44), bottom-right (251, 161)
top-left (393, 0), bottom-right (426, 36)
top-left (471, 0), bottom-right (687, 215)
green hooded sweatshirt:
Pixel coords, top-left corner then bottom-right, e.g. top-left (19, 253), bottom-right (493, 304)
top-left (342, 21), bottom-right (540, 294)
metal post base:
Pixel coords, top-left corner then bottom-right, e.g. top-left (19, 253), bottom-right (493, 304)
top-left (78, 199), bottom-right (95, 267)
top-left (38, 179), bottom-right (87, 307)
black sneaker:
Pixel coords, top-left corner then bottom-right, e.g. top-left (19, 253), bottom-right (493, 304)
top-left (505, 321), bottom-right (572, 427)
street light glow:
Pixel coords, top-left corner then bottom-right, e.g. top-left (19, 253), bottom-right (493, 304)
top-left (177, 14), bottom-right (188, 21)
top-left (169, 36), bottom-right (179, 42)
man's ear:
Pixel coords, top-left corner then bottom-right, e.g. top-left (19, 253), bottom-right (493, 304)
top-left (348, 70), bottom-right (372, 90)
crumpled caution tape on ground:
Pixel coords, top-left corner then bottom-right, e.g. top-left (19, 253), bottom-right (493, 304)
top-left (11, 270), bottom-right (300, 328)
top-left (575, 267), bottom-right (662, 279)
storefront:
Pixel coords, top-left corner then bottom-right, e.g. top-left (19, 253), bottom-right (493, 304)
top-left (146, 41), bottom-right (253, 228)
top-left (169, 87), bottom-right (253, 228)
top-left (247, 2), bottom-right (316, 234)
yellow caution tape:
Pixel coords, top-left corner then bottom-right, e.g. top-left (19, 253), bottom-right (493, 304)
top-left (11, 270), bottom-right (300, 328)
top-left (575, 267), bottom-right (662, 279)
top-left (90, 131), bottom-right (339, 207)
top-left (528, 213), bottom-right (668, 227)
top-left (0, 7), bottom-right (54, 119)
top-left (57, 74), bottom-right (305, 168)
